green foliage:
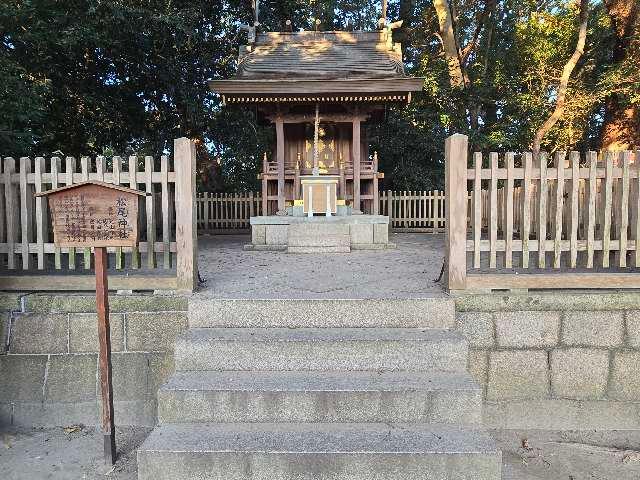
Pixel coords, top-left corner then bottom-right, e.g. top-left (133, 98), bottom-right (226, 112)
top-left (1, 0), bottom-right (636, 190)
top-left (0, 55), bottom-right (48, 153)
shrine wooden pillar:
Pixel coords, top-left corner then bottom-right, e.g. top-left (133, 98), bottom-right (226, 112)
top-left (261, 153), bottom-right (268, 214)
top-left (352, 118), bottom-right (361, 212)
top-left (275, 116), bottom-right (285, 212)
top-left (339, 161), bottom-right (346, 199)
top-left (373, 151), bottom-right (379, 215)
top-left (294, 153), bottom-right (301, 200)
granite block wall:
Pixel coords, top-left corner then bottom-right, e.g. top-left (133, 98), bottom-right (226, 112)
top-left (0, 293), bottom-right (188, 427)
top-left (456, 293), bottom-right (640, 430)
top-left (4, 290), bottom-right (640, 431)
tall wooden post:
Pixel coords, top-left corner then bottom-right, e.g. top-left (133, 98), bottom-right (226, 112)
top-left (276, 116), bottom-right (285, 212)
top-left (373, 151), bottom-right (379, 215)
top-left (352, 118), bottom-right (361, 212)
top-left (339, 159), bottom-right (345, 199)
top-left (95, 247), bottom-right (116, 465)
top-left (261, 153), bottom-right (269, 215)
top-left (445, 134), bottom-right (468, 291)
top-left (294, 153), bottom-right (301, 200)
top-left (174, 138), bottom-right (198, 292)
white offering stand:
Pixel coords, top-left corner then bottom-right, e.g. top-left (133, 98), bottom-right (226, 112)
top-left (301, 175), bottom-right (339, 217)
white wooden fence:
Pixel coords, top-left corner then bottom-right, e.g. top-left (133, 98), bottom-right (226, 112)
top-left (379, 190), bottom-right (446, 232)
top-left (0, 138), bottom-right (197, 291)
top-left (197, 192), bottom-right (263, 232)
top-left (445, 133), bottom-right (640, 292)
top-left (196, 190), bottom-right (448, 233)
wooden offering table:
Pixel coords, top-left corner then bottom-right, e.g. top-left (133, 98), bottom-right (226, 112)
top-left (301, 175), bottom-right (339, 216)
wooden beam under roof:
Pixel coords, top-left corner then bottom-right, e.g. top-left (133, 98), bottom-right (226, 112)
top-left (223, 94), bottom-right (411, 105)
top-left (209, 78), bottom-right (423, 96)
top-left (265, 112), bottom-right (371, 123)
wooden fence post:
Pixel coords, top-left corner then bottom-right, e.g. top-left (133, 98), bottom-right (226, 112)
top-left (174, 138), bottom-right (197, 292)
top-left (445, 133), bottom-right (468, 291)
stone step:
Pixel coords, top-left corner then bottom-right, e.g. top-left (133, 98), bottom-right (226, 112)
top-left (288, 223), bottom-right (351, 251)
top-left (137, 423), bottom-right (502, 480)
top-left (174, 328), bottom-right (468, 372)
top-left (188, 297), bottom-right (455, 329)
top-left (157, 370), bottom-right (482, 425)
top-left (287, 245), bottom-right (351, 253)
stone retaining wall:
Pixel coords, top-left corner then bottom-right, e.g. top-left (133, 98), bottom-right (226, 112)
top-left (456, 292), bottom-right (640, 430)
top-left (4, 290), bottom-right (640, 431)
top-left (0, 293), bottom-right (187, 427)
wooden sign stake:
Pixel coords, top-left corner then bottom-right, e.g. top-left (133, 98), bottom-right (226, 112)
top-left (35, 181), bottom-right (147, 466)
top-left (95, 246), bottom-right (116, 465)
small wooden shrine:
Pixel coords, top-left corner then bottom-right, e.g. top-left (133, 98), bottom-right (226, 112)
top-left (210, 17), bottom-right (422, 252)
top-left (210, 27), bottom-right (422, 216)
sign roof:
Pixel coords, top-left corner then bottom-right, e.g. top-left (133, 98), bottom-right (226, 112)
top-left (35, 180), bottom-right (148, 198)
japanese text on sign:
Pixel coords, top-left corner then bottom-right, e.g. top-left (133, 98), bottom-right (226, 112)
top-left (49, 188), bottom-right (139, 247)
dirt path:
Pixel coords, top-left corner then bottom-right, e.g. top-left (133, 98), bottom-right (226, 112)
top-left (0, 426), bottom-right (148, 480)
top-left (3, 427), bottom-right (640, 479)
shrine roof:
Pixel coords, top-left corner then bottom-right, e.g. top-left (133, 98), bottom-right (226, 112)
top-left (209, 30), bottom-right (423, 104)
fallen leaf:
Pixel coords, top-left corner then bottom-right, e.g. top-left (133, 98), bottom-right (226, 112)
top-left (2, 433), bottom-right (15, 449)
top-left (63, 425), bottom-right (81, 434)
top-left (622, 451), bottom-right (640, 464)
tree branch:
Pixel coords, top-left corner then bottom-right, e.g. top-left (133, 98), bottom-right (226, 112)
top-left (460, 0), bottom-right (495, 66)
top-left (532, 0), bottom-right (589, 158)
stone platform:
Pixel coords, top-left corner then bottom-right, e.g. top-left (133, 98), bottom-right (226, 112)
top-left (247, 215), bottom-right (392, 253)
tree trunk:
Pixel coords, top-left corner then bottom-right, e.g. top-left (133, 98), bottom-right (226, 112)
top-left (396, 0), bottom-right (416, 53)
top-left (379, 0), bottom-right (388, 27)
top-left (601, 0), bottom-right (639, 150)
top-left (433, 0), bottom-right (464, 88)
top-left (532, 0), bottom-right (589, 158)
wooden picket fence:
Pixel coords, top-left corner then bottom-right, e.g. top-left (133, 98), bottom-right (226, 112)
top-left (379, 190), bottom-right (446, 232)
top-left (445, 133), bottom-right (640, 292)
top-left (0, 138), bottom-right (198, 291)
top-left (196, 190), bottom-right (448, 233)
top-left (197, 192), bottom-right (263, 232)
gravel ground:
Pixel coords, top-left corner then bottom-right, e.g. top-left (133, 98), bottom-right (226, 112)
top-left (494, 429), bottom-right (640, 480)
top-left (0, 426), bottom-right (150, 480)
top-left (3, 426), bottom-right (640, 479)
top-left (197, 233), bottom-right (446, 299)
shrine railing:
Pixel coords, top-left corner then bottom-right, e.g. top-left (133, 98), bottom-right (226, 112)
top-left (0, 138), bottom-right (197, 292)
top-left (445, 133), bottom-right (640, 292)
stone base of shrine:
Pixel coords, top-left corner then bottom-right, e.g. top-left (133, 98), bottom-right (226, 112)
top-left (246, 215), bottom-right (393, 253)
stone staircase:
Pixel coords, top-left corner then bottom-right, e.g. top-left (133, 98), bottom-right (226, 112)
top-left (137, 298), bottom-right (502, 480)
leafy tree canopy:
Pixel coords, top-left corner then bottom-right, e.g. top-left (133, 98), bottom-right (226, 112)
top-left (1, 0), bottom-right (637, 191)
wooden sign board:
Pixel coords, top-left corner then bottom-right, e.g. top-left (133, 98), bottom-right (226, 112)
top-left (35, 180), bottom-right (147, 465)
top-left (36, 181), bottom-right (146, 248)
